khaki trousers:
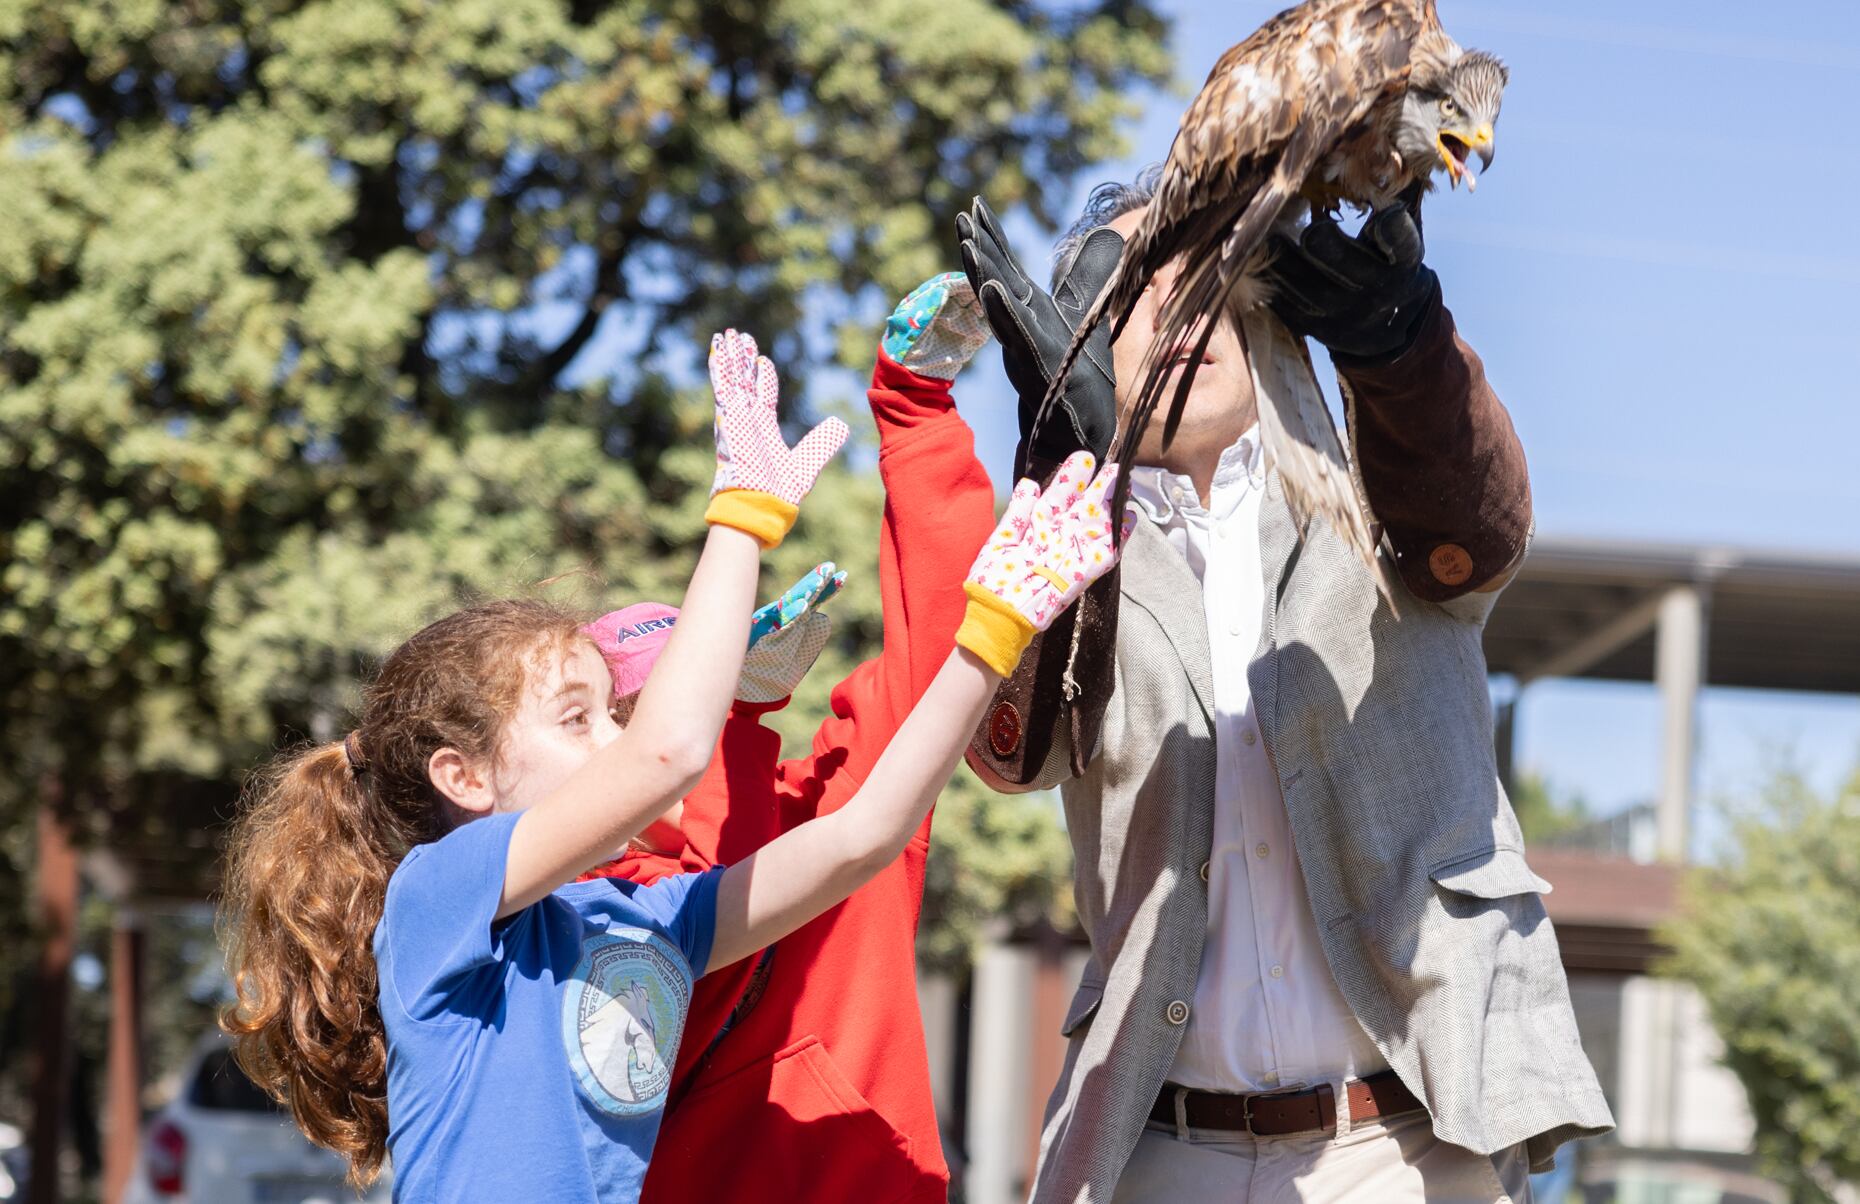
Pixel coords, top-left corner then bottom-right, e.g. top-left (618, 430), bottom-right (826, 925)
top-left (1108, 1108), bottom-right (1532, 1203)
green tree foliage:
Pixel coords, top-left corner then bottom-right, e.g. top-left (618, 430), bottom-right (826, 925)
top-left (1660, 763), bottom-right (1860, 1203)
top-left (917, 765), bottom-right (1073, 978)
top-left (1509, 769), bottom-right (1592, 845)
top-left (0, 0), bottom-right (1168, 1125)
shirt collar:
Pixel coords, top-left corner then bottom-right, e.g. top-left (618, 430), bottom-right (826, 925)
top-left (1128, 425), bottom-right (1264, 525)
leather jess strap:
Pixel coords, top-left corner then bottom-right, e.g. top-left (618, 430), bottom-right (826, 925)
top-left (1147, 1071), bottom-right (1422, 1136)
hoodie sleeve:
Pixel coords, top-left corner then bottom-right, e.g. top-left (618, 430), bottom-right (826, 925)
top-left (773, 349), bottom-right (997, 831)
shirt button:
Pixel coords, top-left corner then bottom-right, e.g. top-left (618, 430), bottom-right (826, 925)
top-left (1166, 1000), bottom-right (1190, 1025)
top-left (1255, 843), bottom-right (1270, 859)
top-left (1269, 965), bottom-right (1284, 979)
top-left (1260, 1070), bottom-right (1280, 1087)
top-left (1228, 620), bottom-right (1241, 636)
top-left (1199, 860), bottom-right (1211, 883)
top-left (1241, 728), bottom-right (1257, 746)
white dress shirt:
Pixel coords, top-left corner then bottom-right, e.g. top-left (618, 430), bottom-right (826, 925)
top-left (1127, 428), bottom-right (1388, 1093)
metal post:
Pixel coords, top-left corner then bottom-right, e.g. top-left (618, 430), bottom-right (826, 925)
top-left (1026, 927), bottom-right (1068, 1180)
top-left (1644, 583), bottom-right (1708, 1148)
top-left (28, 797), bottom-right (77, 1204)
top-left (1654, 585), bottom-right (1707, 864)
top-left (103, 912), bottom-right (145, 1204)
top-left (966, 940), bottom-right (1033, 1204)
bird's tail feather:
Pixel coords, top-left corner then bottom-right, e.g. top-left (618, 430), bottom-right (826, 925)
top-left (1095, 199), bottom-right (1246, 536)
top-left (1108, 124), bottom-right (1334, 543)
top-left (1031, 120), bottom-right (1331, 547)
top-left (1023, 201), bottom-right (1200, 493)
top-left (1123, 126), bottom-right (1325, 466)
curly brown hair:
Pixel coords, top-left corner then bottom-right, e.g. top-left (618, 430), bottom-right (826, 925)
top-left (220, 598), bottom-right (584, 1185)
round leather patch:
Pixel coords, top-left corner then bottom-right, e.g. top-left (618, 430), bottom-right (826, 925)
top-left (1427, 543), bottom-right (1474, 587)
top-left (988, 700), bottom-right (1023, 758)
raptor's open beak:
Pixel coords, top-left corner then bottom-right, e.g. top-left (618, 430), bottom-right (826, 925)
top-left (1437, 123), bottom-right (1495, 191)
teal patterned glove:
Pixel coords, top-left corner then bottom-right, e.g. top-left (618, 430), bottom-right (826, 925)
top-left (748, 562), bottom-right (845, 649)
top-left (880, 272), bottom-right (991, 380)
top-left (739, 562), bottom-right (847, 704)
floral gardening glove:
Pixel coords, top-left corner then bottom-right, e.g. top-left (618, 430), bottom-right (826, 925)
top-left (955, 450), bottom-right (1131, 678)
top-left (739, 562), bottom-right (847, 704)
top-left (704, 329), bottom-right (850, 548)
top-left (880, 272), bottom-right (992, 381)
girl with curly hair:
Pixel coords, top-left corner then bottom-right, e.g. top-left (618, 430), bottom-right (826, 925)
top-left (220, 329), bottom-right (1125, 1202)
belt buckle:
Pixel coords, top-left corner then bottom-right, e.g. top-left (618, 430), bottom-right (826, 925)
top-left (1242, 1081), bottom-right (1318, 1135)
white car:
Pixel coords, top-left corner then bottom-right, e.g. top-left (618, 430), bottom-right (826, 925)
top-left (123, 1034), bottom-right (390, 1204)
top-left (0, 1120), bottom-right (24, 1201)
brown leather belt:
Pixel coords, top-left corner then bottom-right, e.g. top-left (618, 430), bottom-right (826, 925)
top-left (1147, 1071), bottom-right (1421, 1136)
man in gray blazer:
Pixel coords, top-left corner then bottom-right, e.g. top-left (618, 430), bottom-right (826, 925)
top-left (956, 176), bottom-right (1612, 1202)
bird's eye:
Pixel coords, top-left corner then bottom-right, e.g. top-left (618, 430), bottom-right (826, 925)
top-left (1440, 98), bottom-right (1459, 118)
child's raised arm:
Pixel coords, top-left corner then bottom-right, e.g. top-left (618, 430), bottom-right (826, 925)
top-left (501, 332), bottom-right (847, 918)
top-left (706, 452), bottom-right (1127, 970)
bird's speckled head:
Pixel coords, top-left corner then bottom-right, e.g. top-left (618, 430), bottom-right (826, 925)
top-left (1397, 49), bottom-right (1508, 191)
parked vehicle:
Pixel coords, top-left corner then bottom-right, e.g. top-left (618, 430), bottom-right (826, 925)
top-left (123, 1034), bottom-right (389, 1204)
top-left (0, 1120), bottom-right (24, 1202)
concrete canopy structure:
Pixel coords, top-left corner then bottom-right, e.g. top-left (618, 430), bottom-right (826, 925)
top-left (1483, 537), bottom-right (1860, 863)
top-left (1485, 539), bottom-right (1860, 695)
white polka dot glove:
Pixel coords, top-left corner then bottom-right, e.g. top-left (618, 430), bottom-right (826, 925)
top-left (704, 329), bottom-right (850, 548)
top-left (880, 272), bottom-right (992, 381)
top-left (955, 451), bottom-right (1131, 678)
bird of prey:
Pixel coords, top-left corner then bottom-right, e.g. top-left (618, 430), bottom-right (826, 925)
top-left (1037, 0), bottom-right (1507, 591)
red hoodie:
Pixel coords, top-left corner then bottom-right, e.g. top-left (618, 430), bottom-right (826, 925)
top-left (588, 351), bottom-right (995, 1202)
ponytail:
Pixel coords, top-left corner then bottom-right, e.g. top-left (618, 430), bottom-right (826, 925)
top-left (221, 739), bottom-right (412, 1185)
top-left (219, 597), bottom-right (584, 1185)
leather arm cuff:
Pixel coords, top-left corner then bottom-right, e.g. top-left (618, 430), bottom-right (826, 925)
top-left (965, 566), bottom-right (1119, 789)
top-left (1334, 298), bottom-right (1531, 602)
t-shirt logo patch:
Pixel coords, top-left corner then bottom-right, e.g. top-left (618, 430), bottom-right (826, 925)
top-left (562, 928), bottom-right (691, 1117)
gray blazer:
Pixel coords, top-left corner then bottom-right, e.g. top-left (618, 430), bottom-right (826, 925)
top-left (1007, 474), bottom-right (1613, 1202)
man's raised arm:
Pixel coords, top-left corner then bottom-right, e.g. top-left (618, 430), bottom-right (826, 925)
top-left (777, 274), bottom-right (999, 815)
top-left (1266, 206), bottom-right (1530, 604)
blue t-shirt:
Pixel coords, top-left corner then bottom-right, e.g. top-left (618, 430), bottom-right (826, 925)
top-left (374, 811), bottom-right (721, 1202)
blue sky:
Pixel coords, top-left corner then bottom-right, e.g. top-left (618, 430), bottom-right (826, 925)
top-left (954, 0), bottom-right (1860, 836)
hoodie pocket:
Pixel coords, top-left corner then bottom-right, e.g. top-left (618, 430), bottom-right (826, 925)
top-left (650, 1035), bottom-right (926, 1201)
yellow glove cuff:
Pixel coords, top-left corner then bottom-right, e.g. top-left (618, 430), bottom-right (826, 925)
top-left (705, 490), bottom-right (798, 550)
top-left (955, 582), bottom-right (1036, 678)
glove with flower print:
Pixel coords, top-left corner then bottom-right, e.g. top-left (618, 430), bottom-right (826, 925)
top-left (955, 451), bottom-right (1131, 678)
top-left (704, 329), bottom-right (850, 548)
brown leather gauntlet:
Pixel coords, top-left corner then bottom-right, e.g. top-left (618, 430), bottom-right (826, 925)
top-left (1334, 297), bottom-right (1531, 602)
top-left (966, 568), bottom-right (1118, 788)
top-left (966, 447), bottom-right (1121, 789)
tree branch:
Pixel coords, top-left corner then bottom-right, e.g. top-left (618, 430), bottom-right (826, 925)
top-left (528, 241), bottom-right (628, 391)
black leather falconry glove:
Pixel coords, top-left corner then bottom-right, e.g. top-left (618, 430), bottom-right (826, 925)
top-left (955, 195), bottom-right (1125, 789)
top-left (956, 197), bottom-right (1121, 477)
top-left (1264, 205), bottom-right (1442, 364)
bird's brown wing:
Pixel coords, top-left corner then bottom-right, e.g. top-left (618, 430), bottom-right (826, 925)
top-left (1028, 0), bottom-right (1436, 563)
top-left (1128, 0), bottom-right (1430, 446)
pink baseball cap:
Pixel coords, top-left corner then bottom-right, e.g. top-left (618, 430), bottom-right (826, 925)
top-left (583, 603), bottom-right (679, 696)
